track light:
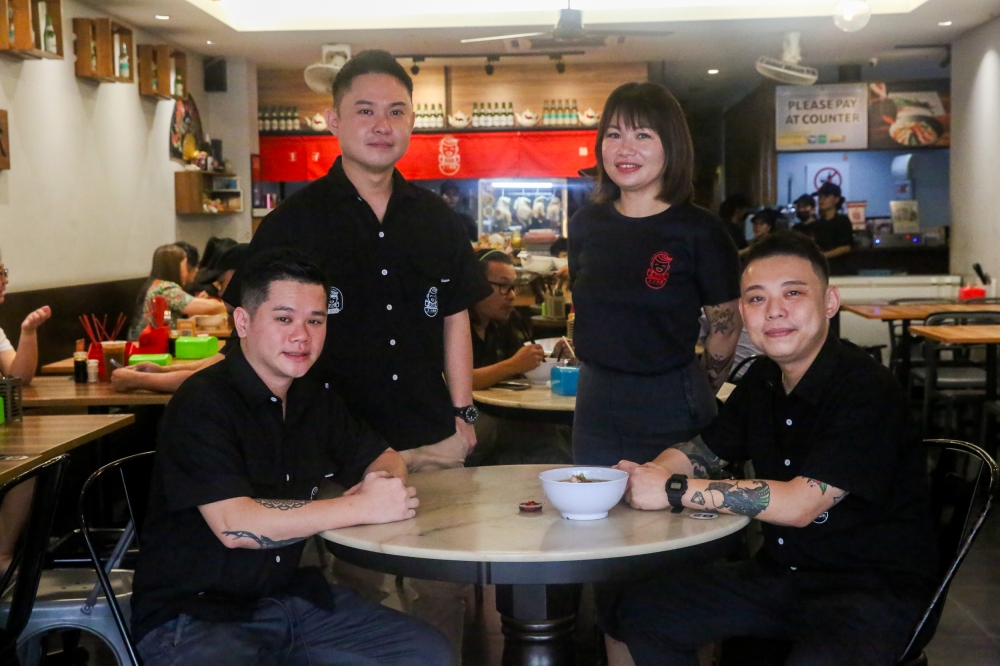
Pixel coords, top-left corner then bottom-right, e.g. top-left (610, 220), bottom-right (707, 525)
top-left (556, 61), bottom-right (566, 74)
top-left (411, 64), bottom-right (420, 75)
top-left (410, 56), bottom-right (424, 76)
top-left (485, 63), bottom-right (494, 75)
top-left (485, 55), bottom-right (498, 76)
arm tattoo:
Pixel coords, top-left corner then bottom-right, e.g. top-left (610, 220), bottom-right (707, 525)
top-left (254, 498), bottom-right (310, 511)
top-left (691, 491), bottom-right (706, 506)
top-left (832, 490), bottom-right (849, 506)
top-left (706, 304), bottom-right (738, 335)
top-left (704, 352), bottom-right (734, 381)
top-left (705, 480), bottom-right (771, 518)
top-left (670, 438), bottom-right (723, 479)
top-left (805, 478), bottom-right (828, 494)
top-left (221, 530), bottom-right (305, 550)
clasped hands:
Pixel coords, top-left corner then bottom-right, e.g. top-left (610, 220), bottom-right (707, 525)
top-left (614, 460), bottom-right (673, 511)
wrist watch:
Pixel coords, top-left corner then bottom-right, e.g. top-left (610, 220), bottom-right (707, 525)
top-left (454, 405), bottom-right (479, 424)
top-left (665, 474), bottom-right (688, 514)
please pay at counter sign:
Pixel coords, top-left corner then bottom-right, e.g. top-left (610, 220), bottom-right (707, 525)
top-left (776, 83), bottom-right (869, 152)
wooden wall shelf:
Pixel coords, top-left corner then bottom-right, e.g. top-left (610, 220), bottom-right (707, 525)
top-left (111, 22), bottom-right (132, 83)
top-left (175, 171), bottom-right (243, 215)
top-left (2, 0), bottom-right (62, 59)
top-left (138, 44), bottom-right (185, 99)
top-left (72, 18), bottom-right (113, 81)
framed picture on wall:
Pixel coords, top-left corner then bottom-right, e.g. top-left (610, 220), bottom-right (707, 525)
top-left (0, 110), bottom-right (9, 171)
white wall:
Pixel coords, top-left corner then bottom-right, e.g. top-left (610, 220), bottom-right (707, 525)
top-left (0, 0), bottom-right (255, 293)
top-left (950, 16), bottom-right (1000, 283)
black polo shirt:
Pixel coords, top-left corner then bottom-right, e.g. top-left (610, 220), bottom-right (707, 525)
top-left (226, 157), bottom-right (491, 450)
top-left (472, 316), bottom-right (529, 370)
top-left (701, 334), bottom-right (937, 584)
top-left (130, 346), bottom-right (388, 644)
top-left (568, 202), bottom-right (741, 375)
top-left (794, 214), bottom-right (854, 275)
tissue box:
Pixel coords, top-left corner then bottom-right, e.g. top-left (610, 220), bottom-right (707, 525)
top-left (174, 336), bottom-right (219, 359)
top-left (550, 365), bottom-right (579, 396)
top-left (128, 354), bottom-right (173, 367)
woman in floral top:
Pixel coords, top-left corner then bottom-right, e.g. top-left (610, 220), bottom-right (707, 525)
top-left (128, 244), bottom-right (227, 340)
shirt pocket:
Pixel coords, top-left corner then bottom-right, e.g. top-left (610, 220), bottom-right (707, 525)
top-left (407, 253), bottom-right (451, 321)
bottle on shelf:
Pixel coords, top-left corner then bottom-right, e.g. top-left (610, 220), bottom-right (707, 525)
top-left (7, 4), bottom-right (13, 44)
top-left (174, 69), bottom-right (185, 98)
top-left (151, 56), bottom-right (158, 90)
top-left (89, 27), bottom-right (98, 72)
top-left (508, 102), bottom-right (514, 127)
top-left (543, 101), bottom-right (550, 126)
top-left (482, 103), bottom-right (491, 128)
top-left (257, 108), bottom-right (264, 132)
top-left (43, 12), bottom-right (57, 54)
top-left (571, 99), bottom-right (579, 126)
top-left (471, 103), bottom-right (480, 128)
top-left (294, 106), bottom-right (301, 131)
top-left (119, 40), bottom-right (130, 78)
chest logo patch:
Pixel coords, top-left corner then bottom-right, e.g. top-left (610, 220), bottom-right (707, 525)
top-left (645, 251), bottom-right (673, 290)
top-left (424, 286), bottom-right (439, 317)
top-left (813, 511), bottom-right (829, 525)
top-left (328, 287), bottom-right (344, 315)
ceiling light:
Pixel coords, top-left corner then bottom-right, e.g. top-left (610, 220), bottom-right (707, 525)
top-left (708, 69), bottom-right (719, 75)
top-left (154, 14), bottom-right (169, 20)
top-left (833, 0), bottom-right (872, 33)
top-left (206, 40), bottom-right (213, 44)
top-left (938, 21), bottom-right (952, 26)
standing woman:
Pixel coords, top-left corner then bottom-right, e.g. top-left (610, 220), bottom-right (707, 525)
top-left (568, 82), bottom-right (742, 468)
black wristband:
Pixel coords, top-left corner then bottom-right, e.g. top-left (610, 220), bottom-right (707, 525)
top-left (666, 474), bottom-right (688, 514)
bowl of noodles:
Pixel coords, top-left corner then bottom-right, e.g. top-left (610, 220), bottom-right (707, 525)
top-left (539, 467), bottom-right (628, 520)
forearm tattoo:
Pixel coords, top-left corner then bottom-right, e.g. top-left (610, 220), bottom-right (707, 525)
top-left (704, 352), bottom-right (734, 382)
top-left (706, 304), bottom-right (738, 335)
top-left (671, 438), bottom-right (724, 479)
top-left (704, 480), bottom-right (771, 517)
top-left (805, 478), bottom-right (849, 505)
top-left (221, 530), bottom-right (305, 550)
top-left (691, 491), bottom-right (706, 505)
top-left (254, 498), bottom-right (310, 511)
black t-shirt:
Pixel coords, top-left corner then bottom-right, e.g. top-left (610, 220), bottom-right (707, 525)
top-left (725, 221), bottom-right (749, 250)
top-left (472, 315), bottom-right (529, 369)
top-left (225, 158), bottom-right (492, 450)
top-left (701, 334), bottom-right (937, 584)
top-left (130, 346), bottom-right (388, 643)
top-left (794, 214), bottom-right (854, 275)
top-left (568, 202), bottom-right (741, 374)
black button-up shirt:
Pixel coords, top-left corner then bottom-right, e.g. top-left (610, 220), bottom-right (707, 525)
top-left (701, 334), bottom-right (937, 584)
top-left (471, 315), bottom-right (530, 370)
top-left (130, 346), bottom-right (388, 643)
top-left (226, 158), bottom-right (491, 450)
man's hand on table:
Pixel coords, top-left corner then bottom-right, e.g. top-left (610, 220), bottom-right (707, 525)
top-left (456, 417), bottom-right (477, 451)
top-left (347, 471), bottom-right (419, 523)
top-left (110, 367), bottom-right (141, 392)
top-left (616, 460), bottom-right (671, 511)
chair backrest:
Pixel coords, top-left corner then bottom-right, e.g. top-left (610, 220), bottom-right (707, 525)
top-left (0, 455), bottom-right (69, 656)
top-left (961, 297), bottom-right (1000, 304)
top-left (727, 355), bottom-right (762, 384)
top-left (924, 310), bottom-right (1000, 327)
top-left (901, 439), bottom-right (998, 660)
top-left (77, 451), bottom-right (155, 666)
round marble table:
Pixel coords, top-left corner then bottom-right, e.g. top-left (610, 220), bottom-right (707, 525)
top-left (321, 465), bottom-right (748, 665)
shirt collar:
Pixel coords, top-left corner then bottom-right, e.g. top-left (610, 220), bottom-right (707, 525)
top-left (762, 331), bottom-right (842, 405)
top-left (324, 156), bottom-right (418, 203)
top-left (225, 344), bottom-right (322, 409)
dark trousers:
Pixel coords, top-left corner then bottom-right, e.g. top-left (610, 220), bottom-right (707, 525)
top-left (617, 559), bottom-right (928, 666)
top-left (136, 586), bottom-right (453, 666)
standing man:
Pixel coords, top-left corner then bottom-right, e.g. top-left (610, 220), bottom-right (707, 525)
top-left (224, 50), bottom-right (491, 658)
top-left (793, 182), bottom-right (854, 275)
top-left (792, 193), bottom-right (817, 227)
top-left (227, 50), bottom-right (490, 472)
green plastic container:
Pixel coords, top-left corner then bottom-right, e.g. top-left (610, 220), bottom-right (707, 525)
top-left (128, 354), bottom-right (173, 367)
top-left (174, 336), bottom-right (219, 360)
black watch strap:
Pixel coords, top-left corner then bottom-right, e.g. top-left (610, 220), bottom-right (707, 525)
top-left (454, 404), bottom-right (479, 424)
top-left (666, 474), bottom-right (688, 514)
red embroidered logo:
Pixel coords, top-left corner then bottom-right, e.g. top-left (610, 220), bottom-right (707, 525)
top-left (645, 252), bottom-right (673, 289)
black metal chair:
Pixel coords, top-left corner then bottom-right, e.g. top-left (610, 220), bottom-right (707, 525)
top-left (910, 311), bottom-right (1000, 437)
top-left (12, 451), bottom-right (153, 666)
top-left (718, 439), bottom-right (997, 666)
top-left (727, 355), bottom-right (762, 384)
top-left (886, 298), bottom-right (956, 376)
top-left (0, 455), bottom-right (70, 661)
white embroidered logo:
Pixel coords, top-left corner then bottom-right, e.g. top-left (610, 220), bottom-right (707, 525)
top-left (424, 287), bottom-right (439, 317)
top-left (328, 287), bottom-right (343, 315)
top-left (813, 511), bottom-right (829, 525)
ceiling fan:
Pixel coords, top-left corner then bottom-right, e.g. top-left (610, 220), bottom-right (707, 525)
top-left (460, 3), bottom-right (670, 50)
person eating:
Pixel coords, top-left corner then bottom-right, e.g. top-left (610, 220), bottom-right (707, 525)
top-left (610, 232), bottom-right (936, 666)
top-left (129, 248), bottom-right (451, 666)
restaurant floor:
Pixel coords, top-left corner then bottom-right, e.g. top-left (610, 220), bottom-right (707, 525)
top-left (66, 508), bottom-right (1000, 665)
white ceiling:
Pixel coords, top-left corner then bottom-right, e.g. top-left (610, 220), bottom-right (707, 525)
top-left (86, 0), bottom-right (1000, 109)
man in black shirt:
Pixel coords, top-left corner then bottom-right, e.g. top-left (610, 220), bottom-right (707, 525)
top-left (718, 193), bottom-right (752, 251)
top-left (226, 51), bottom-right (491, 472)
top-left (131, 249), bottom-right (450, 665)
top-left (793, 182), bottom-right (854, 275)
top-left (611, 232), bottom-right (936, 666)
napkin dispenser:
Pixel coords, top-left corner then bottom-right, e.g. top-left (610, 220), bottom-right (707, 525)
top-left (0, 377), bottom-right (24, 422)
top-left (128, 353), bottom-right (173, 367)
top-left (550, 366), bottom-right (579, 396)
top-left (174, 336), bottom-right (219, 360)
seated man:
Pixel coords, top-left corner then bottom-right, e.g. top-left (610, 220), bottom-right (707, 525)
top-left (130, 249), bottom-right (451, 666)
top-left (465, 249), bottom-right (570, 466)
top-left (611, 231), bottom-right (937, 666)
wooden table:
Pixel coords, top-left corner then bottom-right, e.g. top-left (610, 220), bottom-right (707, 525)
top-left (842, 303), bottom-right (1000, 382)
top-left (321, 464), bottom-right (747, 665)
top-left (911, 323), bottom-right (1000, 403)
top-left (22, 376), bottom-right (172, 409)
top-left (0, 414), bottom-right (135, 485)
top-left (41, 356), bottom-right (204, 376)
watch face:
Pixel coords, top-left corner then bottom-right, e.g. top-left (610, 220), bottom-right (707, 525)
top-left (669, 480), bottom-right (683, 490)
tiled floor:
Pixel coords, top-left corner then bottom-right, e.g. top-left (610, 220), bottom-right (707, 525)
top-left (67, 511), bottom-right (1000, 666)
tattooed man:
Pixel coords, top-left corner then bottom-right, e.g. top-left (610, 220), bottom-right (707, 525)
top-left (610, 232), bottom-right (937, 666)
top-left (130, 249), bottom-right (450, 666)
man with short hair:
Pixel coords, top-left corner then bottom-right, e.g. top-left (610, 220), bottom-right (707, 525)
top-left (130, 249), bottom-right (451, 666)
top-left (793, 182), bottom-right (854, 274)
top-left (610, 231), bottom-right (937, 666)
top-left (227, 50), bottom-right (490, 472)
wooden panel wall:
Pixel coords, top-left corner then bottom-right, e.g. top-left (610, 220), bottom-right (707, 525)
top-left (257, 62), bottom-right (646, 122)
top-left (724, 81), bottom-right (778, 206)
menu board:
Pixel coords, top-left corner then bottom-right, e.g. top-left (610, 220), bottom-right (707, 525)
top-left (776, 84), bottom-right (868, 152)
top-left (868, 80), bottom-right (950, 149)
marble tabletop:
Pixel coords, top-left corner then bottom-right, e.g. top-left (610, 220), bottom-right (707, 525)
top-left (320, 465), bottom-right (748, 563)
top-left (473, 381), bottom-right (738, 412)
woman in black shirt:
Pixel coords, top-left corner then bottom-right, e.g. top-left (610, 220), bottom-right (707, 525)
top-left (568, 82), bottom-right (742, 468)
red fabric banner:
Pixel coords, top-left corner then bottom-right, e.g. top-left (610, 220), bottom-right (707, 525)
top-left (259, 130), bottom-right (599, 182)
